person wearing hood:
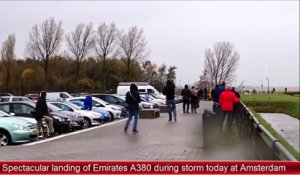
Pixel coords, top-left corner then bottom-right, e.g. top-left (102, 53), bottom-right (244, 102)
top-left (124, 83), bottom-right (141, 133)
top-left (35, 91), bottom-right (55, 136)
top-left (83, 94), bottom-right (92, 110)
top-left (163, 80), bottom-right (177, 122)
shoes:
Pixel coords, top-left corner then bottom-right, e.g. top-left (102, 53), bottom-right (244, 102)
top-left (168, 119), bottom-right (172, 121)
top-left (174, 119), bottom-right (177, 122)
top-left (132, 129), bottom-right (139, 133)
top-left (124, 128), bottom-right (127, 133)
top-left (46, 132), bottom-right (58, 138)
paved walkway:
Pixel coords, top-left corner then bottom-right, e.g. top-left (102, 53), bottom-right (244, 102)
top-left (259, 113), bottom-right (300, 152)
top-left (0, 101), bottom-right (250, 160)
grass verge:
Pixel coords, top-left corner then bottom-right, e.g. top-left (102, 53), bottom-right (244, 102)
top-left (242, 93), bottom-right (299, 119)
top-left (251, 109), bottom-right (300, 160)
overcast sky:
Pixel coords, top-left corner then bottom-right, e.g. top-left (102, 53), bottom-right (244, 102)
top-left (0, 1), bottom-right (299, 88)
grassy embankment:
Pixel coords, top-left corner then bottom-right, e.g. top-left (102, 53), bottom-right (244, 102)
top-left (241, 93), bottom-right (299, 160)
top-left (242, 93), bottom-right (299, 119)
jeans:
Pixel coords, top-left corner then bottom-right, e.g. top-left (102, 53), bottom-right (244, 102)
top-left (167, 99), bottom-right (177, 121)
top-left (125, 110), bottom-right (139, 131)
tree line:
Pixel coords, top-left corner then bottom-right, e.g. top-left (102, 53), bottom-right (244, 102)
top-left (0, 17), bottom-right (177, 95)
top-left (1, 17), bottom-right (240, 95)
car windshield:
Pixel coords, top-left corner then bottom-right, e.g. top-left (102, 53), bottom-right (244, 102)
top-left (64, 102), bottom-right (82, 110)
top-left (93, 97), bottom-right (110, 105)
top-left (113, 95), bottom-right (125, 103)
top-left (0, 110), bottom-right (10, 117)
top-left (70, 101), bottom-right (84, 108)
top-left (140, 96), bottom-right (147, 102)
top-left (47, 103), bottom-right (63, 111)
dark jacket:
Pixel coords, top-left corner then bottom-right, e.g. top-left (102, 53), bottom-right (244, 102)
top-left (215, 85), bottom-right (225, 103)
top-left (163, 80), bottom-right (175, 100)
top-left (35, 97), bottom-right (49, 120)
top-left (181, 88), bottom-right (191, 101)
top-left (126, 84), bottom-right (141, 111)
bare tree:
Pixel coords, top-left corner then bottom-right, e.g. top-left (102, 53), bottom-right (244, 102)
top-left (142, 60), bottom-right (158, 84)
top-left (94, 22), bottom-right (118, 90)
top-left (118, 26), bottom-right (149, 81)
top-left (26, 18), bottom-right (63, 88)
top-left (203, 41), bottom-right (240, 86)
top-left (1, 34), bottom-right (16, 91)
top-left (66, 23), bottom-right (94, 79)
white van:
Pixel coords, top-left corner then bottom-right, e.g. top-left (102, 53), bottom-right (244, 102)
top-left (117, 82), bottom-right (165, 99)
top-left (46, 92), bottom-right (73, 101)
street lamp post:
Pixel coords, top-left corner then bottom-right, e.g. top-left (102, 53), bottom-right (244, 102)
top-left (260, 80), bottom-right (263, 93)
top-left (266, 77), bottom-right (269, 94)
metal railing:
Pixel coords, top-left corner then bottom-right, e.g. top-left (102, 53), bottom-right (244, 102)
top-left (235, 102), bottom-right (297, 161)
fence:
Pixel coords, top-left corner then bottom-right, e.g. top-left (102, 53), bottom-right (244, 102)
top-left (235, 102), bottom-right (297, 160)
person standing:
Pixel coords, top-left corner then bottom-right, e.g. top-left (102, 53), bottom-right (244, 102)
top-left (197, 88), bottom-right (203, 101)
top-left (190, 86), bottom-right (198, 114)
top-left (181, 85), bottom-right (191, 113)
top-left (124, 84), bottom-right (141, 133)
top-left (219, 84), bottom-right (240, 134)
top-left (35, 91), bottom-right (55, 136)
top-left (163, 80), bottom-right (177, 121)
top-left (83, 94), bottom-right (92, 110)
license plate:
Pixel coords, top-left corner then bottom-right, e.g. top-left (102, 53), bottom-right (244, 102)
top-left (32, 129), bottom-right (39, 135)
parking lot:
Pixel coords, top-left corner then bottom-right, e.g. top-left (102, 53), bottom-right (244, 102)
top-left (0, 101), bottom-right (248, 160)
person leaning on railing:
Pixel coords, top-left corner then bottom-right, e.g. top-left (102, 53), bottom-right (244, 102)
top-left (219, 84), bottom-right (240, 134)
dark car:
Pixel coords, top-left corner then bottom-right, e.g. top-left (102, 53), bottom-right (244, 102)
top-left (0, 101), bottom-right (83, 133)
top-left (93, 94), bottom-right (128, 109)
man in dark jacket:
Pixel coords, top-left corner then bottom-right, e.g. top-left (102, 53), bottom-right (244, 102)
top-left (36, 91), bottom-right (55, 135)
top-left (124, 84), bottom-right (141, 133)
top-left (163, 80), bottom-right (177, 121)
top-left (181, 85), bottom-right (191, 113)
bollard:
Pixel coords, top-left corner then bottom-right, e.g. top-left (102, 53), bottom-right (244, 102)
top-left (202, 109), bottom-right (218, 148)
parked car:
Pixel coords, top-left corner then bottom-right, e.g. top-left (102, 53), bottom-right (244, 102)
top-left (48, 101), bottom-right (104, 127)
top-left (0, 92), bottom-right (14, 96)
top-left (0, 101), bottom-right (82, 133)
top-left (139, 94), bottom-right (166, 106)
top-left (0, 110), bottom-right (38, 146)
top-left (69, 101), bottom-right (111, 122)
top-left (66, 97), bottom-right (124, 120)
top-left (0, 96), bottom-right (31, 102)
top-left (46, 92), bottom-right (73, 101)
top-left (24, 93), bottom-right (40, 101)
top-left (118, 95), bottom-right (155, 109)
top-left (93, 94), bottom-right (129, 109)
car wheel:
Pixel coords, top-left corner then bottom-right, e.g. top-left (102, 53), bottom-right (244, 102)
top-left (81, 117), bottom-right (91, 129)
top-left (0, 130), bottom-right (11, 146)
top-left (109, 112), bottom-right (115, 121)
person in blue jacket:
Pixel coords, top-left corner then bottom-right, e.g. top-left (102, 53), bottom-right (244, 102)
top-left (84, 95), bottom-right (92, 110)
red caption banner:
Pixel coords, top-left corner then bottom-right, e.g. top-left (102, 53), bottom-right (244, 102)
top-left (0, 161), bottom-right (299, 174)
